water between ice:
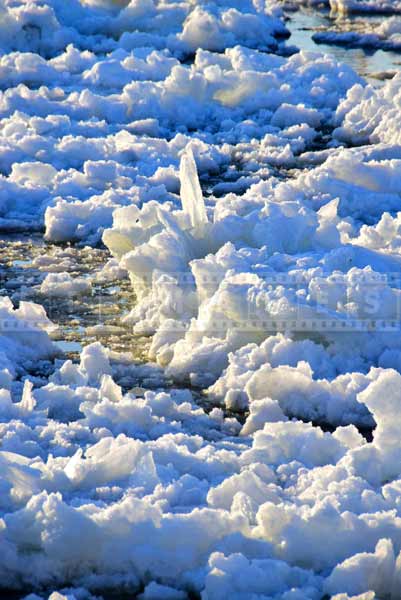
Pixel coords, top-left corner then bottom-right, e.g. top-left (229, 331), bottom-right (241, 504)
top-left (286, 6), bottom-right (401, 83)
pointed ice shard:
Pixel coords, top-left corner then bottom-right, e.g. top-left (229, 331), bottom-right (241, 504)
top-left (317, 198), bottom-right (339, 220)
top-left (100, 373), bottom-right (123, 403)
top-left (64, 447), bottom-right (83, 482)
top-left (20, 379), bottom-right (36, 413)
top-left (179, 147), bottom-right (208, 236)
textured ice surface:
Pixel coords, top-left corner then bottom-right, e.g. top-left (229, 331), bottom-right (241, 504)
top-left (2, 0), bottom-right (401, 599)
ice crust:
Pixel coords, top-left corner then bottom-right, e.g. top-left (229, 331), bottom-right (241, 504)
top-left (2, 0), bottom-right (401, 599)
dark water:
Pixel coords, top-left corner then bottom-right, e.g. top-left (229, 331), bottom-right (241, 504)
top-left (0, 234), bottom-right (155, 391)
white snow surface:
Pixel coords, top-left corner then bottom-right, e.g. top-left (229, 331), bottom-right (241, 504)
top-left (2, 0), bottom-right (401, 599)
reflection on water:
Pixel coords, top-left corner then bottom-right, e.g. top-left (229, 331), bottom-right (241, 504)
top-left (286, 9), bottom-right (401, 83)
top-left (0, 235), bottom-right (150, 377)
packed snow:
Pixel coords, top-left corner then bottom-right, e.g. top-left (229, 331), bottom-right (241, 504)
top-left (2, 0), bottom-right (401, 599)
